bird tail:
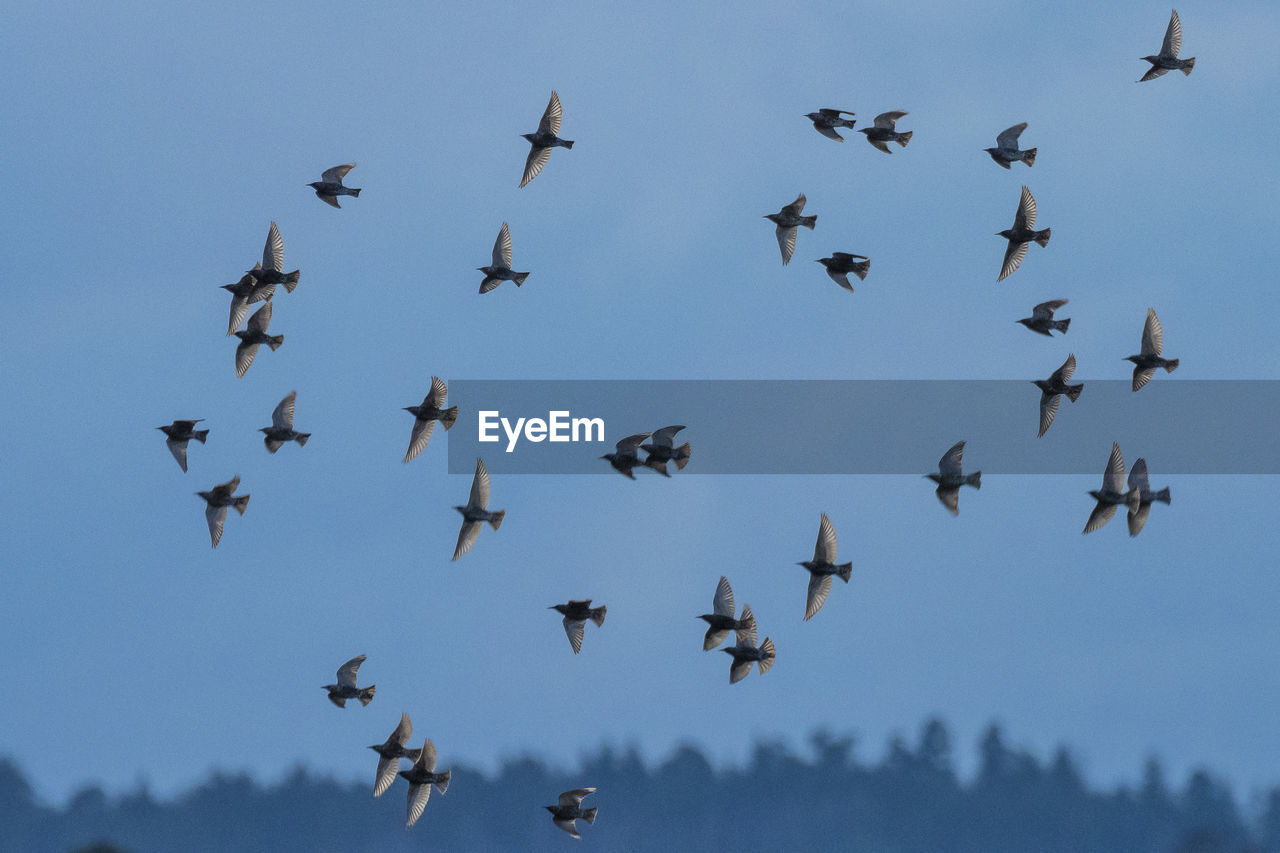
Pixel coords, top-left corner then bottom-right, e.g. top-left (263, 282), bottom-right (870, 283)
top-left (590, 605), bottom-right (607, 627)
top-left (839, 118), bottom-right (856, 129)
top-left (897, 131), bottom-right (913, 147)
top-left (440, 406), bottom-right (459, 430)
top-left (513, 272), bottom-right (530, 286)
top-left (350, 188), bottom-right (362, 197)
top-left (358, 685), bottom-right (376, 707)
top-left (758, 638), bottom-right (776, 674)
top-left (966, 471), bottom-right (982, 489)
top-left (836, 562), bottom-right (853, 583)
top-left (1065, 383), bottom-right (1084, 402)
top-left (1153, 487), bottom-right (1171, 505)
top-left (1054, 318), bottom-right (1070, 334)
top-left (1022, 148), bottom-right (1037, 167)
top-left (1163, 359), bottom-right (1179, 373)
top-left (488, 510), bottom-right (505, 531)
top-left (295, 433), bottom-right (311, 447)
top-left (267, 335), bottom-right (285, 351)
top-left (561, 139), bottom-right (575, 149)
top-left (232, 495), bottom-right (251, 516)
top-left (1034, 228), bottom-right (1051, 247)
top-left (282, 271), bottom-right (301, 292)
top-left (194, 429), bottom-right (210, 443)
top-left (433, 770), bottom-right (450, 795)
top-left (1181, 57), bottom-right (1195, 75)
top-left (852, 260), bottom-right (870, 281)
top-left (582, 807), bottom-right (597, 825)
top-left (801, 215), bottom-right (817, 230)
top-left (673, 443), bottom-right (691, 470)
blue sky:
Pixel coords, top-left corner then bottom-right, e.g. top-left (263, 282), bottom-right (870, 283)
top-left (3, 0), bottom-right (1280, 806)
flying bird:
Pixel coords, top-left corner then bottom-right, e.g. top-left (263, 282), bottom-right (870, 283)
top-left (234, 301), bottom-right (284, 378)
top-left (601, 433), bottom-right (651, 479)
top-left (453, 458), bottom-right (505, 560)
top-left (308, 163), bottom-right (361, 208)
top-left (369, 713), bottom-right (423, 798)
top-left (797, 513), bottom-right (853, 620)
top-left (805, 108), bottom-right (856, 141)
top-left (765, 194), bottom-right (817, 266)
top-left (195, 475), bottom-right (249, 548)
top-left (1084, 443), bottom-right (1141, 534)
top-left (926, 440), bottom-right (982, 515)
top-left (997, 186), bottom-right (1051, 281)
top-left (260, 390), bottom-right (310, 452)
top-left (399, 738), bottom-right (451, 828)
top-left (1125, 308), bottom-right (1179, 391)
top-left (722, 614), bottom-right (775, 684)
top-left (403, 376), bottom-right (458, 462)
top-left (1034, 353), bottom-right (1084, 437)
top-left (221, 265), bottom-right (272, 336)
top-left (985, 123), bottom-right (1036, 169)
top-left (1017, 299), bottom-right (1071, 336)
top-left (323, 654), bottom-right (376, 708)
top-left (1126, 458), bottom-right (1171, 537)
top-left (157, 419), bottom-right (208, 472)
top-left (546, 788), bottom-right (597, 840)
top-left (550, 600), bottom-right (607, 654)
top-left (1140, 10), bottom-right (1195, 81)
top-left (477, 222), bottom-right (530, 294)
top-left (816, 252), bottom-right (870, 291)
top-left (520, 90), bottom-right (573, 187)
top-left (640, 425), bottom-right (691, 476)
top-left (857, 110), bottom-right (912, 153)
top-left (697, 576), bottom-right (756, 651)
top-left (245, 221), bottom-right (300, 292)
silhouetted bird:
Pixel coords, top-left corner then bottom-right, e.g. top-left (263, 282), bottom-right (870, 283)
top-left (798, 513), bottom-right (852, 620)
top-left (245, 221), bottom-right (300, 292)
top-left (369, 713), bottom-right (423, 798)
top-left (520, 90), bottom-right (573, 187)
top-left (308, 163), bottom-right (360, 208)
top-left (221, 265), bottom-right (272, 336)
top-left (697, 576), bottom-right (756, 650)
top-left (985, 123), bottom-right (1036, 169)
top-left (550, 600), bottom-right (607, 654)
top-left (477, 222), bottom-right (530, 294)
top-left (1125, 308), bottom-right (1179, 391)
top-left (805, 108), bottom-right (856, 141)
top-left (1140, 10), bottom-right (1195, 81)
top-left (722, 615), bottom-right (775, 684)
top-left (816, 252), bottom-right (870, 291)
top-left (765, 194), bottom-right (817, 266)
top-left (403, 376), bottom-right (458, 462)
top-left (998, 186), bottom-right (1051, 281)
top-left (260, 390), bottom-right (310, 452)
top-left (234, 301), bottom-right (284, 378)
top-left (546, 788), bottom-right (597, 839)
top-left (158, 419), bottom-right (208, 472)
top-left (857, 110), bottom-right (912, 153)
top-left (926, 440), bottom-right (981, 515)
top-left (1034, 353), bottom-right (1084, 437)
top-left (640, 425), bottom-right (691, 476)
top-left (1127, 458), bottom-right (1171, 537)
top-left (1084, 442), bottom-right (1141, 534)
top-left (1018, 299), bottom-right (1071, 336)
top-left (196, 475), bottom-right (249, 548)
top-left (601, 433), bottom-right (651, 479)
top-left (323, 654), bottom-right (376, 708)
top-left (453, 458), bottom-right (504, 560)
top-left (399, 738), bottom-right (450, 828)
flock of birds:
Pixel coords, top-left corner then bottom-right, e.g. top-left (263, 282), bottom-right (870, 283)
top-left (148, 8), bottom-right (1194, 838)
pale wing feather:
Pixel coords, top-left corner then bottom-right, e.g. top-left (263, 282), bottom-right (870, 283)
top-left (1162, 9), bottom-right (1182, 57)
top-left (1038, 392), bottom-right (1061, 437)
top-left (713, 575), bottom-right (734, 618)
top-left (337, 655), bottom-right (366, 689)
top-left (271, 391), bottom-right (296, 430)
top-left (205, 504), bottom-right (227, 548)
top-left (564, 617), bottom-right (586, 654)
top-left (1104, 443), bottom-right (1126, 493)
top-left (406, 782), bottom-right (431, 827)
top-left (805, 573), bottom-right (833, 621)
top-left (1084, 502), bottom-right (1117, 534)
top-left (493, 222), bottom-right (513, 268)
top-left (995, 123), bottom-right (1027, 148)
top-left (540, 91), bottom-right (563, 136)
top-left (469, 458), bottom-right (490, 508)
top-left (520, 146), bottom-right (552, 187)
top-left (247, 301), bottom-right (273, 333)
top-left (235, 342), bottom-right (260, 378)
top-left (320, 163), bottom-right (355, 183)
top-left (559, 788), bottom-right (595, 806)
top-left (1142, 308), bottom-right (1164, 355)
top-left (1052, 353), bottom-right (1077, 383)
top-left (404, 418), bottom-right (436, 462)
top-left (452, 521), bottom-right (481, 560)
top-left (776, 225), bottom-right (797, 265)
top-left (167, 439), bottom-right (189, 472)
top-left (1128, 458), bottom-right (1151, 493)
top-left (939, 441), bottom-right (965, 476)
top-left (814, 513), bottom-right (838, 563)
top-left (1014, 186), bottom-right (1037, 230)
top-left (263, 221), bottom-right (284, 271)
top-left (427, 376), bottom-right (449, 408)
top-left (374, 755), bottom-right (399, 798)
top-left (873, 110), bottom-right (907, 128)
top-left (999, 240), bottom-right (1029, 281)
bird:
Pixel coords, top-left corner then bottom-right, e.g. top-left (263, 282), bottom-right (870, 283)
top-left (722, 615), bottom-right (775, 684)
top-left (1034, 353), bottom-right (1084, 437)
top-left (403, 376), bottom-right (458, 462)
top-left (546, 788), bottom-right (597, 839)
top-left (220, 265), bottom-right (273, 336)
top-left (697, 576), bottom-right (756, 651)
top-left (997, 186), bottom-right (1051, 281)
top-left (520, 90), bottom-right (573, 187)
top-left (640, 425), bottom-right (691, 476)
top-left (550, 600), bottom-right (607, 654)
top-left (323, 654), bottom-right (376, 708)
top-left (368, 713), bottom-right (423, 798)
top-left (1084, 443), bottom-right (1141, 534)
top-left (1125, 308), bottom-right (1179, 391)
top-left (816, 252), bottom-right (870, 291)
top-left (233, 301), bottom-right (284, 378)
top-left (1017, 299), bottom-right (1071, 336)
top-left (1127, 458), bottom-right (1171, 537)
top-left (308, 163), bottom-right (360, 208)
top-left (798, 513), bottom-right (853, 620)
top-left (399, 738), bottom-right (451, 828)
top-left (259, 390), bottom-right (310, 452)
top-left (1140, 10), bottom-right (1195, 82)
top-left (244, 221), bottom-right (300, 292)
top-left (985, 123), bottom-right (1036, 169)
top-left (453, 458), bottom-right (505, 560)
top-left (157, 419), bottom-right (208, 473)
top-left (765, 194), bottom-right (817, 266)
top-left (857, 110), bottom-right (912, 153)
top-left (601, 433), bottom-right (651, 479)
top-left (926, 440), bottom-right (982, 515)
top-left (804, 108), bottom-right (856, 141)
top-left (195, 475), bottom-right (249, 548)
top-left (477, 222), bottom-right (530, 294)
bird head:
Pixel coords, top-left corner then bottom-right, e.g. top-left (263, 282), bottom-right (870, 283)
top-left (1123, 355), bottom-right (1140, 364)
top-left (453, 505), bottom-right (467, 516)
top-left (521, 133), bottom-right (537, 143)
top-left (307, 182), bottom-right (322, 190)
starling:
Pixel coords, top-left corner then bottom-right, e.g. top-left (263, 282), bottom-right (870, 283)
top-left (550, 599), bottom-right (607, 654)
top-left (798, 513), bottom-right (853, 621)
top-left (234, 301), bottom-right (284, 378)
top-left (722, 614), bottom-right (776, 684)
top-left (697, 576), bottom-right (756, 650)
top-left (308, 163), bottom-right (361, 208)
top-left (260, 390), bottom-right (310, 452)
top-left (546, 788), bottom-right (597, 839)
top-left (1126, 458), bottom-right (1171, 537)
top-left (369, 713), bottom-right (424, 798)
top-left (403, 376), bottom-right (459, 462)
top-left (520, 90), bottom-right (573, 187)
top-left (477, 222), bottom-right (530, 294)
top-left (805, 108), bottom-right (856, 141)
top-left (1017, 299), bottom-right (1071, 336)
top-left (857, 110), bottom-right (912, 153)
top-left (765, 194), bottom-right (817, 266)
top-left (601, 433), bottom-right (651, 479)
top-left (157, 419), bottom-right (208, 473)
top-left (926, 440), bottom-right (982, 515)
top-left (1125, 308), bottom-right (1180, 391)
top-left (1140, 10), bottom-right (1195, 81)
top-left (816, 252), bottom-right (871, 291)
top-left (221, 265), bottom-right (273, 336)
top-left (1084, 442), bottom-right (1141, 534)
top-left (323, 654), bottom-right (376, 708)
top-left (985, 123), bottom-right (1037, 169)
top-left (453, 458), bottom-right (505, 560)
top-left (640, 424), bottom-right (691, 476)
top-left (1034, 353), bottom-right (1084, 437)
top-left (997, 186), bottom-right (1051, 281)
top-left (195, 475), bottom-right (249, 548)
top-left (399, 738), bottom-right (451, 828)
top-left (245, 221), bottom-right (300, 292)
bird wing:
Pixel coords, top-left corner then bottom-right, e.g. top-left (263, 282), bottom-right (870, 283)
top-left (873, 110), bottom-right (907, 129)
top-left (1103, 442), bottom-right (1126, 493)
top-left (998, 240), bottom-right (1029, 281)
top-left (563, 617), bottom-right (586, 654)
top-left (1142, 308), bottom-right (1164, 356)
top-left (553, 817), bottom-right (581, 838)
top-left (1128, 458), bottom-right (1151, 493)
top-left (1132, 367), bottom-right (1156, 392)
top-left (935, 485), bottom-right (960, 516)
top-left (813, 513), bottom-right (838, 563)
top-left (404, 418), bottom-right (436, 463)
top-left (320, 163), bottom-right (355, 184)
top-left (235, 342), bottom-right (260, 378)
top-left (452, 520), bottom-right (481, 561)
top-left (1051, 353), bottom-right (1077, 384)
top-left (271, 391), bottom-right (296, 430)
top-left (740, 604), bottom-right (757, 647)
top-left (867, 137), bottom-right (892, 154)
top-left (713, 575), bottom-right (734, 618)
top-left (469, 457), bottom-right (490, 508)
top-left (427, 375), bottom-right (449, 408)
top-left (996, 122), bottom-right (1027, 149)
top-left (316, 193), bottom-right (342, 209)
top-left (493, 222), bottom-right (513, 268)
top-left (167, 439), bottom-right (189, 473)
top-left (1014, 185), bottom-right (1037, 230)
top-left (1139, 65), bottom-right (1170, 82)
top-left (938, 440), bottom-right (965, 477)
top-left (262, 221), bottom-right (284, 271)
top-left (1032, 299), bottom-right (1067, 319)
top-left (702, 627), bottom-right (730, 651)
top-left (540, 91), bottom-right (563, 136)
top-left (1162, 9), bottom-right (1182, 57)
top-left (392, 712), bottom-right (413, 746)
top-left (406, 782), bottom-right (431, 827)
top-left (337, 655), bottom-right (365, 689)
top-left (1038, 391), bottom-right (1061, 438)
top-left (649, 425), bottom-right (685, 448)
top-left (729, 657), bottom-right (753, 684)
top-left (814, 124), bottom-right (844, 142)
top-left (226, 289), bottom-right (251, 336)
top-left (373, 754), bottom-right (400, 798)
top-left (205, 504), bottom-right (227, 548)
top-left (1083, 501), bottom-right (1117, 534)
top-left (776, 225), bottom-right (798, 265)
top-left (216, 475), bottom-right (241, 495)
top-left (247, 300), bottom-right (273, 333)
top-left (419, 739), bottom-right (437, 772)
top-left (780, 194), bottom-right (807, 217)
top-left (805, 573), bottom-right (833, 621)
top-left (818, 108), bottom-right (854, 118)
top-left (559, 788), bottom-right (595, 807)
top-left (826, 269), bottom-right (853, 291)
top-left (1127, 502), bottom-right (1152, 537)
top-left (615, 433), bottom-right (650, 456)
top-left (520, 145), bottom-right (552, 188)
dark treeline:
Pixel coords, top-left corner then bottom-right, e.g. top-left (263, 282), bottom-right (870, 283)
top-left (6, 720), bottom-right (1280, 852)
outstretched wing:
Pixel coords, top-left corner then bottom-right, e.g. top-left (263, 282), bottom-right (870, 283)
top-left (520, 145), bottom-right (552, 188)
top-left (404, 418), bottom-right (435, 463)
top-left (1103, 442), bottom-right (1126, 493)
top-left (805, 573), bottom-right (832, 621)
top-left (1051, 353), bottom-right (1077, 384)
top-left (493, 222), bottom-right (513, 268)
top-left (427, 375), bottom-right (449, 408)
top-left (780, 193), bottom-right (806, 217)
top-left (262, 221), bottom-right (284, 272)
top-left (938, 440), bottom-right (965, 477)
top-left (247, 301), bottom-right (273, 333)
top-left (1038, 391), bottom-right (1061, 438)
top-left (452, 520), bottom-right (481, 561)
top-left (469, 458), bottom-right (491, 508)
top-left (713, 575), bottom-right (734, 618)
top-left (614, 433), bottom-right (650, 456)
top-left (1014, 185), bottom-right (1037, 230)
top-left (559, 788), bottom-right (595, 807)
top-left (374, 755), bottom-right (399, 798)
top-left (873, 110), bottom-right (907, 129)
top-left (205, 504), bottom-right (227, 548)
top-left (1162, 9), bottom-right (1182, 57)
top-left (813, 513), bottom-right (838, 563)
top-left (271, 391), bottom-right (296, 430)
top-left (1032, 299), bottom-right (1067, 320)
top-left (999, 240), bottom-right (1029, 281)
top-left (1142, 308), bottom-right (1164, 356)
top-left (648, 425), bottom-right (685, 448)
top-left (337, 654), bottom-right (366, 689)
top-left (539, 91), bottom-right (563, 136)
top-left (775, 225), bottom-right (797, 265)
top-left (1128, 458), bottom-right (1151, 493)
top-left (167, 439), bottom-right (189, 473)
top-left (320, 163), bottom-right (355, 183)
top-left (563, 617), bottom-right (586, 654)
top-left (996, 122), bottom-right (1027, 149)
